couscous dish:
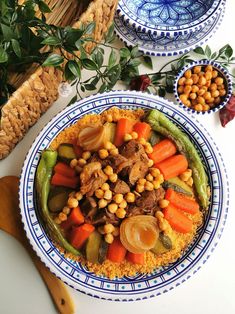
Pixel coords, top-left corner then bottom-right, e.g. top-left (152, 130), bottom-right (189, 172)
top-left (36, 107), bottom-right (209, 279)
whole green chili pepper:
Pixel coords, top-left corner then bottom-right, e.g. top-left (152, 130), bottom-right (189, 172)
top-left (36, 149), bottom-right (81, 256)
top-left (146, 109), bottom-right (209, 209)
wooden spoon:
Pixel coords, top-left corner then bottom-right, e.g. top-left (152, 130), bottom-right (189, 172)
top-left (0, 176), bottom-right (75, 314)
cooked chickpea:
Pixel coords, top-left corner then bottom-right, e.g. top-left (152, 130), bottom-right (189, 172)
top-left (197, 88), bottom-right (206, 96)
top-left (185, 100), bottom-right (191, 107)
top-left (67, 197), bottom-right (78, 208)
top-left (139, 137), bottom-right (146, 145)
top-left (179, 170), bottom-right (191, 182)
top-left (194, 104), bottom-right (203, 111)
top-left (148, 159), bottom-right (154, 167)
top-left (186, 177), bottom-right (194, 187)
top-left (119, 200), bottom-right (127, 209)
top-left (106, 114), bottom-right (113, 122)
top-left (217, 83), bottom-right (225, 90)
top-left (150, 168), bottom-right (161, 177)
top-left (116, 208), bottom-right (126, 219)
top-left (205, 80), bottom-right (211, 88)
top-left (104, 141), bottom-right (113, 150)
top-left (206, 97), bottom-right (215, 104)
top-left (104, 165), bottom-right (113, 176)
top-left (212, 70), bottom-right (218, 78)
top-left (189, 93), bottom-right (197, 100)
top-left (214, 96), bottom-right (221, 105)
top-left (75, 165), bottom-right (83, 173)
top-left (105, 233), bottom-right (114, 244)
top-left (99, 149), bottom-right (109, 159)
top-left (184, 69), bottom-right (192, 79)
top-left (198, 71), bottom-right (205, 77)
top-left (75, 192), bottom-right (83, 201)
top-left (104, 223), bottom-right (115, 234)
top-left (136, 184), bottom-right (145, 193)
top-left (159, 220), bottom-right (168, 231)
top-left (184, 85), bottom-right (192, 94)
top-left (110, 148), bottom-right (119, 156)
top-left (104, 189), bottom-right (112, 200)
top-left (197, 96), bottom-right (205, 105)
top-left (219, 89), bottom-right (226, 97)
top-left (138, 178), bottom-right (147, 185)
top-left (112, 227), bottom-right (120, 237)
top-left (82, 151), bottom-right (91, 160)
top-left (124, 133), bottom-right (132, 142)
top-left (108, 203), bottom-right (118, 214)
top-left (191, 85), bottom-right (199, 93)
top-left (209, 83), bottom-right (217, 91)
top-left (54, 217), bottom-right (61, 224)
top-left (95, 189), bottom-right (104, 199)
top-left (78, 158), bottom-right (87, 166)
top-left (153, 180), bottom-right (161, 189)
top-left (180, 94), bottom-right (188, 105)
top-left (155, 210), bottom-right (164, 219)
top-left (131, 131), bottom-right (138, 140)
top-left (145, 181), bottom-right (154, 191)
top-left (191, 99), bottom-right (197, 106)
top-left (215, 77), bottom-right (224, 85)
top-left (198, 76), bottom-right (207, 86)
top-left (125, 192), bottom-right (136, 203)
top-left (70, 159), bottom-right (78, 168)
top-left (178, 77), bottom-right (186, 85)
top-left (159, 199), bottom-right (169, 209)
top-left (205, 71), bottom-right (212, 81)
top-left (62, 206), bottom-right (71, 215)
top-left (98, 198), bottom-right (108, 208)
top-left (146, 173), bottom-right (154, 181)
top-left (203, 104), bottom-right (210, 111)
top-left (145, 143), bottom-right (153, 154)
top-left (58, 212), bottom-right (67, 222)
top-left (185, 78), bottom-right (194, 85)
top-left (101, 183), bottom-right (110, 191)
top-left (203, 91), bottom-right (211, 101)
top-left (205, 65), bottom-right (213, 72)
top-left (113, 193), bottom-right (123, 204)
top-left (211, 90), bottom-right (220, 98)
top-left (178, 86), bottom-right (184, 94)
top-left (193, 66), bottom-right (201, 74)
top-left (109, 173), bottom-right (118, 183)
top-left (191, 74), bottom-right (199, 84)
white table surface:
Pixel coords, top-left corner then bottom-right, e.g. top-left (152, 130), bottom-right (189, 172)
top-left (1, 1), bottom-right (235, 313)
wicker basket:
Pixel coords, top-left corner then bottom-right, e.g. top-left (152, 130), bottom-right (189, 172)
top-left (0, 0), bottom-right (118, 159)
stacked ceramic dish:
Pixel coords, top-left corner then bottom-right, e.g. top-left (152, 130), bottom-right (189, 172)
top-left (114, 0), bottom-right (226, 56)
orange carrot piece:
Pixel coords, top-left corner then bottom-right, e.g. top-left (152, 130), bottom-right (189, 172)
top-left (69, 224), bottom-right (95, 249)
top-left (163, 204), bottom-right (193, 234)
top-left (114, 118), bottom-right (135, 147)
top-left (165, 188), bottom-right (199, 215)
top-left (107, 237), bottom-right (127, 263)
top-left (51, 172), bottom-right (79, 189)
top-left (155, 154), bottom-right (188, 180)
top-left (61, 207), bottom-right (85, 231)
top-left (133, 122), bottom-right (151, 140)
top-left (126, 252), bottom-right (145, 265)
top-left (54, 162), bottom-right (76, 178)
top-left (149, 139), bottom-right (177, 164)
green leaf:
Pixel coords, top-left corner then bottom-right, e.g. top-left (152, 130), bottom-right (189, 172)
top-left (108, 49), bottom-right (117, 69)
top-left (68, 60), bottom-right (81, 78)
top-left (194, 47), bottom-right (204, 55)
top-left (205, 45), bottom-right (211, 59)
top-left (90, 76), bottom-right (99, 86)
top-left (128, 58), bottom-right (142, 67)
top-left (99, 83), bottom-right (107, 93)
top-left (225, 45), bottom-right (233, 58)
top-left (92, 50), bottom-right (103, 68)
top-left (131, 46), bottom-right (142, 58)
top-left (84, 83), bottom-right (96, 91)
top-left (105, 23), bottom-right (115, 43)
top-left (107, 64), bottom-right (121, 83)
top-left (211, 52), bottom-right (217, 59)
top-left (158, 87), bottom-right (166, 97)
top-left (1, 23), bottom-right (16, 40)
top-left (81, 85), bottom-right (85, 92)
top-left (41, 36), bottom-right (61, 46)
top-left (151, 74), bottom-right (163, 85)
top-left (143, 55), bottom-right (153, 69)
top-left (120, 47), bottom-right (130, 59)
top-left (67, 95), bottom-right (78, 106)
top-left (11, 39), bottom-right (21, 58)
top-left (38, 1), bottom-right (51, 13)
top-left (42, 54), bottom-right (64, 67)
top-left (0, 47), bottom-right (8, 63)
top-left (81, 58), bottom-right (97, 70)
top-left (85, 22), bottom-right (96, 34)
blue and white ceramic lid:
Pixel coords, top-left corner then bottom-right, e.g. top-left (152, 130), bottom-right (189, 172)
top-left (114, 7), bottom-right (224, 56)
top-left (19, 91), bottom-right (229, 301)
top-left (117, 0), bottom-right (226, 36)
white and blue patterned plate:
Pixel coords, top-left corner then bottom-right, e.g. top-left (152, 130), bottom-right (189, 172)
top-left (114, 7), bottom-right (224, 56)
top-left (117, 0), bottom-right (225, 37)
top-left (19, 91), bottom-right (229, 301)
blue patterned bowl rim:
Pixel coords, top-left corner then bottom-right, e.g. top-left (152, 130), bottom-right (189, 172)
top-left (114, 7), bottom-right (224, 57)
top-left (173, 59), bottom-right (233, 115)
top-left (117, 0), bottom-right (226, 36)
top-left (19, 90), bottom-right (229, 301)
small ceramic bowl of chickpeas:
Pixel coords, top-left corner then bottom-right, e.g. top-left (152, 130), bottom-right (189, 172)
top-left (174, 59), bottom-right (232, 114)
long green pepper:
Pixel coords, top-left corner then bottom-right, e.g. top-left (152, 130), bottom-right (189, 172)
top-left (146, 109), bottom-right (209, 210)
top-left (36, 149), bottom-right (81, 256)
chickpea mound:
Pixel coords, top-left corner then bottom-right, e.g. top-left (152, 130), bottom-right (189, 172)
top-left (177, 64), bottom-right (227, 112)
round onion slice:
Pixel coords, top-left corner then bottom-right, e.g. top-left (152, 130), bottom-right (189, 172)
top-left (120, 215), bottom-right (159, 254)
top-left (78, 125), bottom-right (105, 151)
